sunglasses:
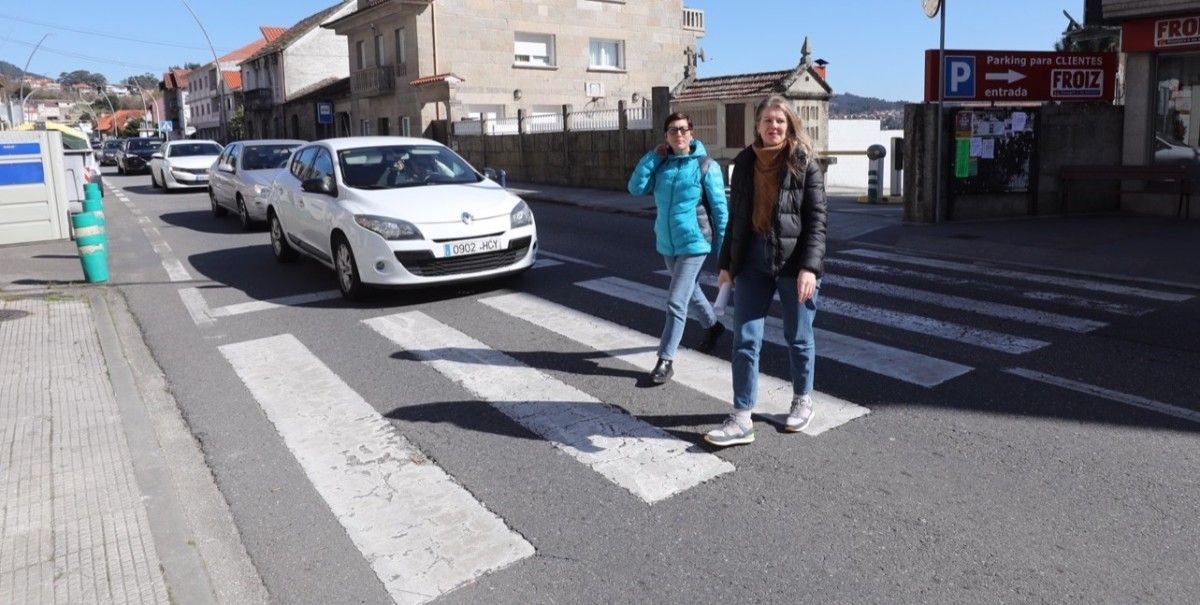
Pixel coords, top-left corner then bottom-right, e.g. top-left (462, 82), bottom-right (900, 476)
top-left (666, 127), bottom-right (692, 135)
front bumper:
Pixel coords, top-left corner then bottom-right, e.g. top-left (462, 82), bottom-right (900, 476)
top-left (349, 222), bottom-right (538, 287)
top-left (165, 168), bottom-right (210, 189)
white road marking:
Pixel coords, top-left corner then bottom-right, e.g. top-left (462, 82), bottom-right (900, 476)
top-left (1006, 367), bottom-right (1200, 424)
top-left (219, 335), bottom-right (533, 604)
top-left (480, 292), bottom-right (870, 434)
top-left (107, 183), bottom-right (193, 282)
top-left (825, 257), bottom-right (1151, 316)
top-left (580, 277), bottom-right (972, 388)
top-left (178, 288), bottom-right (216, 326)
top-left (539, 251), bottom-right (605, 268)
top-left (842, 248), bottom-right (1192, 302)
top-left (678, 271), bottom-right (1048, 355)
top-left (364, 312), bottom-right (733, 504)
top-left (211, 290), bottom-right (341, 317)
top-left (532, 258), bottom-right (563, 269)
top-left (827, 274), bottom-right (1106, 333)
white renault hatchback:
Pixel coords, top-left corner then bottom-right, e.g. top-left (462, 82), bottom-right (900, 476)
top-left (266, 137), bottom-right (537, 300)
top-left (150, 140), bottom-right (223, 190)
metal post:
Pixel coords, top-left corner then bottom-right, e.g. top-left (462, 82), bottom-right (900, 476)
top-left (16, 34), bottom-right (51, 127)
top-left (181, 0), bottom-right (226, 143)
top-left (934, 1), bottom-right (946, 223)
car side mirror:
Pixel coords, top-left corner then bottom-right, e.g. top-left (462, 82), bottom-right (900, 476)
top-left (301, 176), bottom-right (336, 196)
top-left (151, 152), bottom-right (164, 159)
top-left (219, 163), bottom-right (234, 173)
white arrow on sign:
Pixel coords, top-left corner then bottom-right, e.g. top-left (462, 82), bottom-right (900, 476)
top-left (985, 70), bottom-right (1027, 84)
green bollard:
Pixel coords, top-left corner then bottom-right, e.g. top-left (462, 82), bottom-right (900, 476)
top-left (78, 242), bottom-right (109, 283)
top-left (84, 182), bottom-right (101, 199)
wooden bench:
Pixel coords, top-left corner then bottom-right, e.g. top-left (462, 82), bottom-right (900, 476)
top-left (1059, 164), bottom-right (1193, 218)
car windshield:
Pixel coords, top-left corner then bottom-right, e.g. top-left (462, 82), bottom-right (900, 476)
top-left (337, 145), bottom-right (481, 190)
top-left (168, 142), bottom-right (222, 157)
top-left (104, 141), bottom-right (122, 150)
top-left (128, 139), bottom-right (162, 151)
top-left (243, 144), bottom-right (299, 170)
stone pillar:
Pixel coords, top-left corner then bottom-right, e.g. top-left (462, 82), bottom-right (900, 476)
top-left (617, 100), bottom-right (628, 173)
top-left (562, 104), bottom-right (572, 186)
top-left (651, 86), bottom-right (670, 134)
top-left (1121, 52), bottom-right (1154, 167)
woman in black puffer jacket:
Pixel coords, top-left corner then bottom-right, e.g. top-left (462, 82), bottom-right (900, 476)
top-left (705, 95), bottom-right (827, 447)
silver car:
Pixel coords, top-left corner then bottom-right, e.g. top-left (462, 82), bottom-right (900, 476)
top-left (208, 139), bottom-right (304, 230)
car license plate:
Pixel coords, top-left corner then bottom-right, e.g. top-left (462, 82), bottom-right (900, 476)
top-left (440, 236), bottom-right (502, 258)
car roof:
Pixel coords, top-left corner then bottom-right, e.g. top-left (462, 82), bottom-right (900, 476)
top-left (165, 139), bottom-right (220, 146)
top-left (310, 136), bottom-right (447, 152)
top-left (231, 139), bottom-right (306, 146)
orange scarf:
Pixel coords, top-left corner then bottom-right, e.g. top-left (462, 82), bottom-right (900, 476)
top-left (751, 141), bottom-right (787, 234)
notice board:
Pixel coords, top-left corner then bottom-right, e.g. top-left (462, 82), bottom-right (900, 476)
top-left (948, 108), bottom-right (1037, 195)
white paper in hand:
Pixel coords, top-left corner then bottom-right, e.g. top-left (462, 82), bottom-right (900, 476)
top-left (713, 282), bottom-right (732, 316)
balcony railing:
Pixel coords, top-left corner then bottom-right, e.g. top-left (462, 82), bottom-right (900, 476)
top-left (352, 65), bottom-right (396, 97)
top-left (243, 88), bottom-right (274, 112)
top-left (683, 8), bottom-right (705, 32)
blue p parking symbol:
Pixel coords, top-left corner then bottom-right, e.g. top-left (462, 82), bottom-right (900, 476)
top-left (944, 56), bottom-right (976, 99)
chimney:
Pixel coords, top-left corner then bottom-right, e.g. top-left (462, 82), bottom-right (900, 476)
top-left (814, 59), bottom-right (829, 81)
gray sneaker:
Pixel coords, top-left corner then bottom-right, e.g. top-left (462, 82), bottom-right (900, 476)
top-left (704, 414), bottom-right (755, 447)
top-left (785, 394), bottom-right (814, 433)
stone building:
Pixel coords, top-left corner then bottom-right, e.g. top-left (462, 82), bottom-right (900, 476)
top-left (239, 1), bottom-right (356, 141)
top-left (187, 29), bottom-right (281, 142)
top-left (670, 37), bottom-right (832, 167)
top-left (323, 0), bottom-right (706, 141)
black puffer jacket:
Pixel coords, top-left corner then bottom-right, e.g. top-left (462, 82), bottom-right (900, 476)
top-left (718, 145), bottom-right (827, 278)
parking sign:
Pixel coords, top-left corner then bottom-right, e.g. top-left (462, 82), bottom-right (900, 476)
top-left (944, 55), bottom-right (976, 99)
top-left (316, 102), bottom-right (333, 125)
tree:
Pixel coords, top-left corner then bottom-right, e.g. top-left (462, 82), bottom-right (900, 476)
top-left (123, 73), bottom-right (159, 91)
top-left (121, 117), bottom-right (144, 137)
top-left (59, 70), bottom-right (107, 88)
top-left (228, 106), bottom-right (246, 141)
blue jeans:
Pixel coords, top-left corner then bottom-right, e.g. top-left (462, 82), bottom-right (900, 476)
top-left (658, 253), bottom-right (719, 360)
top-left (732, 235), bottom-right (819, 410)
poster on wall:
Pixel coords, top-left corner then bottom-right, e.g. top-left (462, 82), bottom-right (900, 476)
top-left (949, 108), bottom-right (1036, 194)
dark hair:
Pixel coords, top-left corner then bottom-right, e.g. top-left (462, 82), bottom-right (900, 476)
top-left (662, 112), bottom-right (693, 132)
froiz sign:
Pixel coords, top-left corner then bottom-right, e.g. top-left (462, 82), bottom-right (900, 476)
top-left (1122, 15), bottom-right (1200, 52)
top-left (924, 50), bottom-right (1117, 103)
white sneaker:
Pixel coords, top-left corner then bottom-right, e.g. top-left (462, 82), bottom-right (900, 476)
top-left (704, 414), bottom-right (755, 447)
top-left (785, 394), bottom-right (814, 433)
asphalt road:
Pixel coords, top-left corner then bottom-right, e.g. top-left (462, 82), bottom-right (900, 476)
top-left (99, 167), bottom-right (1200, 604)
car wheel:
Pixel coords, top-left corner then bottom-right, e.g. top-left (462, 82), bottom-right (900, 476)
top-left (210, 188), bottom-right (228, 217)
top-left (333, 235), bottom-right (367, 301)
top-left (236, 195), bottom-right (253, 231)
top-left (270, 211), bottom-right (297, 262)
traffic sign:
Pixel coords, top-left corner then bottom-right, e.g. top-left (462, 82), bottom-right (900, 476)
top-left (924, 50), bottom-right (1117, 103)
top-left (316, 102), bottom-right (334, 125)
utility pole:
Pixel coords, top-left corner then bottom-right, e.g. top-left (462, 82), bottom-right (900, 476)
top-left (16, 33), bottom-right (52, 127)
top-left (181, 0), bottom-right (227, 143)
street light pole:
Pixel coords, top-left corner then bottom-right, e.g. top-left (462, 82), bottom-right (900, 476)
top-left (180, 0), bottom-right (227, 143)
top-left (16, 33), bottom-right (52, 127)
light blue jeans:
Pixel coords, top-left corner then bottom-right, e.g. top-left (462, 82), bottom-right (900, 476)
top-left (658, 253), bottom-right (719, 361)
top-left (732, 235), bottom-right (819, 410)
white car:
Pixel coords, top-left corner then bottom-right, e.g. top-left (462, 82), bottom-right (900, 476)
top-left (208, 139), bottom-right (304, 230)
top-left (266, 137), bottom-right (537, 300)
top-left (150, 140), bottom-right (223, 190)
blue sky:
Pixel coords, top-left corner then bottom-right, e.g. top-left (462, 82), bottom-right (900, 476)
top-left (2, 0), bottom-right (1081, 102)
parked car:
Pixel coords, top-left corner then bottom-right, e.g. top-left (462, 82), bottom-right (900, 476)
top-left (1153, 135), bottom-right (1200, 165)
top-left (116, 137), bottom-right (163, 175)
top-left (99, 138), bottom-right (124, 166)
top-left (266, 136), bottom-right (537, 300)
top-left (149, 140), bottom-right (223, 191)
top-left (208, 139), bottom-right (304, 229)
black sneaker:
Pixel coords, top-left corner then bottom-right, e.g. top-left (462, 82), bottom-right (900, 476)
top-left (695, 321), bottom-right (726, 353)
top-left (649, 358), bottom-right (673, 384)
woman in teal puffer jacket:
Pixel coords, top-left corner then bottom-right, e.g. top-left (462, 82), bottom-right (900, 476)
top-left (627, 112), bottom-right (730, 384)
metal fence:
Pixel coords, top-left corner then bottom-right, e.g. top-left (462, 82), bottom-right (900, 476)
top-left (453, 103), bottom-right (653, 136)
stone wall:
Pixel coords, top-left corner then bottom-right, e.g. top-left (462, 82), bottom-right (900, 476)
top-left (453, 127), bottom-right (657, 191)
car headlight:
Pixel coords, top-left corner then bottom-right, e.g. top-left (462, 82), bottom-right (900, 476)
top-left (510, 200), bottom-right (533, 228)
top-left (252, 184), bottom-right (267, 197)
top-left (354, 215), bottom-right (423, 240)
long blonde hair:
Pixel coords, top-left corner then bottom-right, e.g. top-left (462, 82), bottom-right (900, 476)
top-left (753, 95), bottom-right (813, 176)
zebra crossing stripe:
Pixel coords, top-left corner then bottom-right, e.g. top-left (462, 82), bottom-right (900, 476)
top-left (577, 277), bottom-right (972, 388)
top-left (480, 292), bottom-right (871, 434)
top-left (219, 335), bottom-right (533, 604)
top-left (827, 274), bottom-right (1107, 333)
top-left (679, 271), bottom-right (1049, 355)
top-left (841, 248), bottom-right (1192, 303)
top-left (1006, 367), bottom-right (1200, 424)
top-left (539, 250), bottom-right (605, 268)
top-left (825, 258), bottom-right (1152, 316)
top-left (363, 311), bottom-right (733, 504)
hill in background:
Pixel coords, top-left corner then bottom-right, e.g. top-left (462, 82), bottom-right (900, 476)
top-left (0, 60), bottom-right (48, 82)
top-left (830, 93), bottom-right (908, 129)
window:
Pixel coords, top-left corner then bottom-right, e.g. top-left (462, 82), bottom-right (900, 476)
top-left (374, 34), bottom-right (385, 66)
top-left (291, 146), bottom-right (318, 179)
top-left (589, 39), bottom-right (624, 70)
top-left (514, 32), bottom-right (555, 66)
top-left (311, 149), bottom-right (334, 181)
top-left (360, 119), bottom-right (371, 136)
top-left (377, 117), bottom-right (390, 136)
top-left (356, 40), bottom-right (366, 70)
top-left (1153, 54), bottom-right (1200, 167)
top-left (401, 116), bottom-right (411, 137)
top-left (394, 28), bottom-right (406, 74)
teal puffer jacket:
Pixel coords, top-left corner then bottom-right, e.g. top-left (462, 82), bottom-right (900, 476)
top-left (627, 139), bottom-right (729, 257)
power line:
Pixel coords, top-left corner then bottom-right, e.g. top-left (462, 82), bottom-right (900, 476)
top-left (0, 14), bottom-right (227, 52)
top-left (0, 36), bottom-right (164, 72)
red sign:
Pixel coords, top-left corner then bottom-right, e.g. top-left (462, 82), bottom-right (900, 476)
top-left (924, 50), bottom-right (1118, 103)
top-left (1123, 15), bottom-right (1200, 52)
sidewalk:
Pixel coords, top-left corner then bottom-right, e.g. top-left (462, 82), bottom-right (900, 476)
top-left (511, 180), bottom-right (1200, 288)
top-left (0, 240), bottom-right (267, 605)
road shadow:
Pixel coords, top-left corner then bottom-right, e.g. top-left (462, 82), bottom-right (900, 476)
top-left (161, 210), bottom-right (246, 235)
top-left (388, 346), bottom-right (661, 387)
